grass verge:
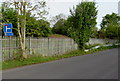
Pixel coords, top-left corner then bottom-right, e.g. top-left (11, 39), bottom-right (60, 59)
top-left (2, 45), bottom-right (120, 70)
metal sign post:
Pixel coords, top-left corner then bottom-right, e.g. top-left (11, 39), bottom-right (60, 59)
top-left (3, 24), bottom-right (14, 59)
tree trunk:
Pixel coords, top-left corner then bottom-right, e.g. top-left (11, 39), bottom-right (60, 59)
top-left (22, 1), bottom-right (27, 58)
top-left (15, 1), bottom-right (27, 59)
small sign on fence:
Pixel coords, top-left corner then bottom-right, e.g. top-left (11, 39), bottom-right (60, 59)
top-left (4, 24), bottom-right (14, 36)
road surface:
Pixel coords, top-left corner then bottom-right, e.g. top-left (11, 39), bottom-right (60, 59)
top-left (2, 48), bottom-right (119, 79)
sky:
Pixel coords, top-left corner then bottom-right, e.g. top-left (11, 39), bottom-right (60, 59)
top-left (45, 0), bottom-right (119, 29)
top-left (0, 0), bottom-right (119, 29)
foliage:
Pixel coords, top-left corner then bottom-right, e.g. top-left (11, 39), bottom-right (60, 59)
top-left (105, 23), bottom-right (119, 39)
top-left (1, 6), bottom-right (51, 37)
top-left (26, 19), bottom-right (52, 37)
top-left (101, 13), bottom-right (119, 29)
top-left (91, 27), bottom-right (98, 38)
top-left (1, 0), bottom-right (49, 58)
top-left (52, 19), bottom-right (68, 36)
top-left (51, 14), bottom-right (68, 36)
top-left (97, 29), bottom-right (106, 39)
top-left (1, 6), bottom-right (18, 36)
top-left (67, 2), bottom-right (98, 49)
top-left (50, 13), bottom-right (66, 27)
top-left (100, 13), bottom-right (120, 39)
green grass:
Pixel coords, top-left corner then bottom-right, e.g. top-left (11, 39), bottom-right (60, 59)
top-left (2, 44), bottom-right (120, 70)
top-left (0, 62), bottom-right (2, 70)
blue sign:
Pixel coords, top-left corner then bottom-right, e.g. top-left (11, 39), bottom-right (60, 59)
top-left (5, 33), bottom-right (14, 36)
top-left (4, 24), bottom-right (14, 36)
top-left (4, 24), bottom-right (13, 33)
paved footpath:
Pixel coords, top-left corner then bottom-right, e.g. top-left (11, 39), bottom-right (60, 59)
top-left (2, 48), bottom-right (119, 79)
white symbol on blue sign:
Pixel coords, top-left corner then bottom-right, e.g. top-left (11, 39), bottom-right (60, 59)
top-left (4, 24), bottom-right (12, 32)
top-left (4, 24), bottom-right (14, 36)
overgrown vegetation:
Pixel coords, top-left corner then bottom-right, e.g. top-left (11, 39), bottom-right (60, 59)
top-left (67, 2), bottom-right (98, 50)
top-left (1, 2), bottom-right (52, 37)
top-left (100, 13), bottom-right (120, 40)
top-left (52, 19), bottom-right (68, 36)
top-left (2, 45), bottom-right (120, 70)
top-left (1, 1), bottom-right (52, 58)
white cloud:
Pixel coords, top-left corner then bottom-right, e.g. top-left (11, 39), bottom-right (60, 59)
top-left (45, 0), bottom-right (119, 2)
top-left (95, 0), bottom-right (119, 2)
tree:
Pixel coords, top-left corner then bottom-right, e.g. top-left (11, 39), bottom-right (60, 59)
top-left (67, 1), bottom-right (97, 50)
top-left (0, 4), bottom-right (2, 36)
top-left (101, 13), bottom-right (119, 29)
top-left (37, 20), bottom-right (51, 37)
top-left (26, 19), bottom-right (52, 37)
top-left (105, 23), bottom-right (119, 39)
top-left (97, 29), bottom-right (106, 39)
top-left (52, 19), bottom-right (68, 35)
top-left (91, 26), bottom-right (98, 38)
top-left (100, 13), bottom-right (120, 39)
top-left (2, 0), bottom-right (48, 58)
top-left (1, 6), bottom-right (51, 37)
top-left (1, 6), bottom-right (18, 36)
top-left (50, 13), bottom-right (66, 27)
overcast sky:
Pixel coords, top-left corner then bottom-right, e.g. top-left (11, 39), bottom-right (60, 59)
top-left (45, 0), bottom-right (119, 29)
top-left (0, 0), bottom-right (119, 29)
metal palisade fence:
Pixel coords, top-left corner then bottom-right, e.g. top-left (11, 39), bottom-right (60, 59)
top-left (2, 37), bottom-right (78, 61)
top-left (0, 36), bottom-right (2, 62)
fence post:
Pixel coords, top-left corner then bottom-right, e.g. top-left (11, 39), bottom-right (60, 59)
top-left (57, 38), bottom-right (60, 54)
top-left (0, 36), bottom-right (2, 61)
top-left (44, 38), bottom-right (46, 56)
top-left (62, 38), bottom-right (64, 54)
top-left (9, 36), bottom-right (11, 59)
top-left (48, 37), bottom-right (49, 56)
top-left (2, 37), bottom-right (4, 61)
top-left (3, 37), bottom-right (5, 61)
top-left (29, 37), bottom-right (31, 55)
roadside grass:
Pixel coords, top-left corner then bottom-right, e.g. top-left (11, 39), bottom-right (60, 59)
top-left (0, 62), bottom-right (2, 70)
top-left (2, 44), bottom-right (120, 70)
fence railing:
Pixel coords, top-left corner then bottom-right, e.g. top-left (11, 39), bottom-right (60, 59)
top-left (1, 37), bottom-right (118, 61)
top-left (86, 38), bottom-right (118, 45)
top-left (0, 36), bottom-right (2, 62)
top-left (2, 37), bottom-right (78, 61)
